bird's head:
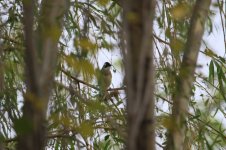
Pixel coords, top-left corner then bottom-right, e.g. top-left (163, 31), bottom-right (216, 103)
top-left (102, 62), bottom-right (112, 69)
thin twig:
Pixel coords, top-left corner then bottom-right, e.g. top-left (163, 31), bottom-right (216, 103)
top-left (61, 69), bottom-right (126, 92)
top-left (153, 34), bottom-right (170, 45)
top-left (61, 69), bottom-right (99, 90)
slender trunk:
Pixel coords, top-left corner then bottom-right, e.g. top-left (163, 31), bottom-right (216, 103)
top-left (122, 0), bottom-right (156, 149)
top-left (166, 0), bottom-right (211, 149)
top-left (16, 1), bottom-right (69, 149)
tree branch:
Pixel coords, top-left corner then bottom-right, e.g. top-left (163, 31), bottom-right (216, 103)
top-left (61, 69), bottom-right (125, 92)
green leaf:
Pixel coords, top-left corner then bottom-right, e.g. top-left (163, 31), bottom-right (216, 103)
top-left (215, 61), bottom-right (226, 100)
top-left (209, 60), bottom-right (214, 84)
top-left (104, 135), bottom-right (110, 141)
top-left (104, 139), bottom-right (111, 150)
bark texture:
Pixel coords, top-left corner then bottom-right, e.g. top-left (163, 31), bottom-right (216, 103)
top-left (166, 0), bottom-right (212, 150)
top-left (16, 0), bottom-right (69, 149)
top-left (122, 0), bottom-right (156, 149)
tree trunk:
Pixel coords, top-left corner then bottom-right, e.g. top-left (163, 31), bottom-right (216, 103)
top-left (166, 0), bottom-right (211, 149)
top-left (122, 0), bottom-right (156, 149)
top-left (16, 0), bottom-right (69, 150)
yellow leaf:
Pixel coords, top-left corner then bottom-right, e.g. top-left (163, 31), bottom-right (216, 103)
top-left (78, 121), bottom-right (94, 138)
top-left (64, 56), bottom-right (95, 80)
top-left (87, 100), bottom-right (106, 114)
top-left (170, 3), bottom-right (191, 21)
top-left (170, 38), bottom-right (185, 57)
top-left (98, 0), bottom-right (109, 6)
top-left (74, 38), bottom-right (97, 55)
top-left (161, 116), bottom-right (174, 130)
top-left (79, 59), bottom-right (95, 80)
top-left (204, 48), bottom-right (217, 57)
top-left (60, 116), bottom-right (71, 127)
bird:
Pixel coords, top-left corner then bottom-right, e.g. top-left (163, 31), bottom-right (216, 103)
top-left (97, 62), bottom-right (112, 100)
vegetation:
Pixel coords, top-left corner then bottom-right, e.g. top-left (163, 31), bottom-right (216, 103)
top-left (0, 0), bottom-right (225, 149)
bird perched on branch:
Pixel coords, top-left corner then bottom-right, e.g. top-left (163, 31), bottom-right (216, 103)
top-left (97, 62), bottom-right (112, 100)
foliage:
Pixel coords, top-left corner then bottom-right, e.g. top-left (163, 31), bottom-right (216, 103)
top-left (0, 0), bottom-right (225, 149)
